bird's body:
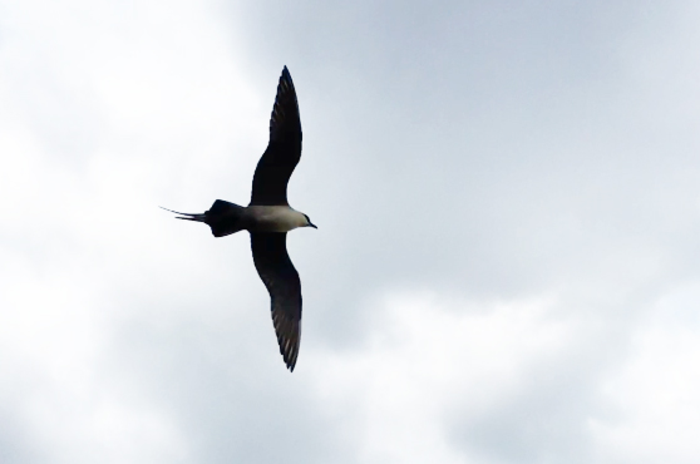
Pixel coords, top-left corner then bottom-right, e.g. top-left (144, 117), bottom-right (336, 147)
top-left (163, 67), bottom-right (315, 371)
top-left (245, 205), bottom-right (312, 233)
top-left (166, 202), bottom-right (311, 235)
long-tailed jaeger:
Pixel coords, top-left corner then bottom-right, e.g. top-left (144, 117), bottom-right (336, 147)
top-left (163, 66), bottom-right (315, 371)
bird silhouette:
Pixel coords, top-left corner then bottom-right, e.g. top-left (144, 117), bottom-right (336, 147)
top-left (163, 67), bottom-right (315, 371)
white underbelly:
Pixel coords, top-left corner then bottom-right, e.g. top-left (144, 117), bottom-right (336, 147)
top-left (246, 205), bottom-right (304, 232)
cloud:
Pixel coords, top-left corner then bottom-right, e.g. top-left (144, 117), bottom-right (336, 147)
top-left (308, 290), bottom-right (587, 463)
top-left (591, 281), bottom-right (700, 464)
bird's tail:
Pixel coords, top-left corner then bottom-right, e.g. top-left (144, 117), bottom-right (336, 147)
top-left (159, 206), bottom-right (206, 222)
top-left (161, 200), bottom-right (246, 238)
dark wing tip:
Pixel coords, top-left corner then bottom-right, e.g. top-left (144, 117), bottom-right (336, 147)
top-left (269, 66), bottom-right (299, 141)
top-left (272, 308), bottom-right (301, 371)
top-left (279, 66), bottom-right (292, 92)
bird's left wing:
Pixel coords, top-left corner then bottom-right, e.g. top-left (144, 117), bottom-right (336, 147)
top-left (250, 66), bottom-right (302, 206)
top-left (250, 232), bottom-right (302, 371)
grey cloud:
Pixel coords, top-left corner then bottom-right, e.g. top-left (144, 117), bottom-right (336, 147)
top-left (3, 0), bottom-right (700, 463)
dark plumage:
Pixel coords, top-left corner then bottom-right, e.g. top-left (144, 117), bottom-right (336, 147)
top-left (251, 67), bottom-right (303, 206)
top-left (163, 67), bottom-right (314, 371)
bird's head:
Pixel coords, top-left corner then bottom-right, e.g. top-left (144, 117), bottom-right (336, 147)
top-left (303, 213), bottom-right (317, 229)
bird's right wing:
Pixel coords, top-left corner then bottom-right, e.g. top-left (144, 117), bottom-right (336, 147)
top-left (250, 66), bottom-right (302, 206)
top-left (250, 232), bottom-right (302, 371)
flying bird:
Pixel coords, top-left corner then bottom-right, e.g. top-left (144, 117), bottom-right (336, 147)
top-left (163, 66), bottom-right (315, 371)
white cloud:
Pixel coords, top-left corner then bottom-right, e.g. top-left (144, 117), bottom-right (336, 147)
top-left (0, 0), bottom-right (262, 461)
top-left (592, 281), bottom-right (700, 464)
top-left (309, 291), bottom-right (572, 464)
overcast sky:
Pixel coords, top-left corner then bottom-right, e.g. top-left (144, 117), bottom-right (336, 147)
top-left (2, 1), bottom-right (700, 463)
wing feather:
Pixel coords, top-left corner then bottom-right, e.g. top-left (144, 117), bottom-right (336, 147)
top-left (250, 232), bottom-right (302, 371)
top-left (250, 67), bottom-right (302, 206)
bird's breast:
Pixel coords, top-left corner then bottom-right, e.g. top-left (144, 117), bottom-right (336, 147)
top-left (246, 206), bottom-right (305, 233)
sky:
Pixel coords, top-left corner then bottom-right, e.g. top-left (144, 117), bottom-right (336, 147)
top-left (1, 0), bottom-right (700, 463)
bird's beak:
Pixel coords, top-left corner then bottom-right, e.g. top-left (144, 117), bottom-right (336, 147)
top-left (309, 222), bottom-right (318, 229)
